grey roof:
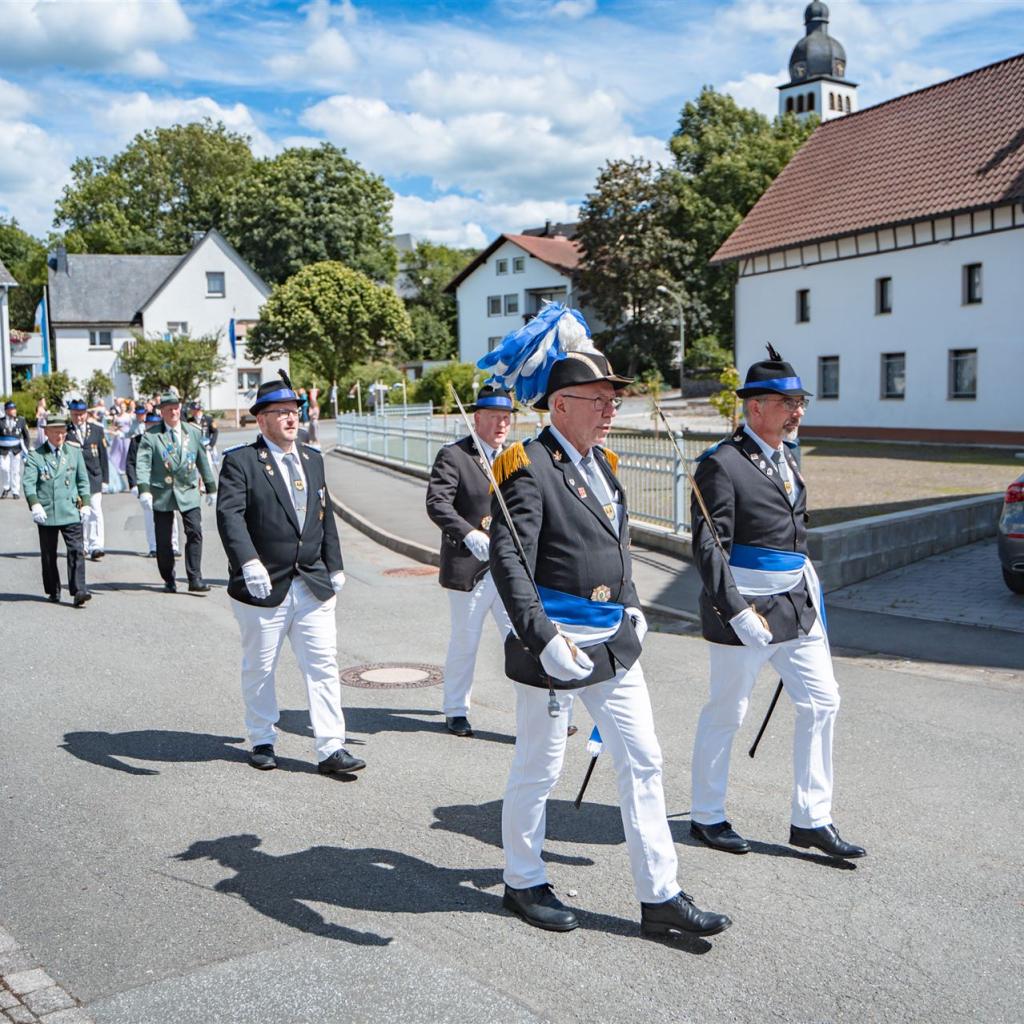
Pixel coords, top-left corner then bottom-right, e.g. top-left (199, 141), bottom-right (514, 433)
top-left (48, 253), bottom-right (184, 324)
top-left (0, 259), bottom-right (16, 287)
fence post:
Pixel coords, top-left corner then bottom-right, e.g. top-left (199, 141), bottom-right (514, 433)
top-left (672, 429), bottom-right (686, 534)
top-left (402, 414), bottom-right (409, 466)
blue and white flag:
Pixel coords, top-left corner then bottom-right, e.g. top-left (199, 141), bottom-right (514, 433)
top-left (228, 318), bottom-right (237, 360)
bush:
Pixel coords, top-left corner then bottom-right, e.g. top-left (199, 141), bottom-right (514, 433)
top-left (685, 335), bottom-right (733, 378)
top-left (336, 361), bottom-right (405, 412)
top-left (412, 362), bottom-right (480, 409)
top-left (25, 371), bottom-right (78, 414)
top-left (709, 366), bottom-right (742, 428)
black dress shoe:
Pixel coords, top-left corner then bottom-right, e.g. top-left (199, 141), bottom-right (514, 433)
top-left (567, 725), bottom-right (579, 737)
top-left (249, 744), bottom-right (277, 770)
top-left (789, 824), bottom-right (866, 859)
top-left (317, 748), bottom-right (366, 774)
top-left (445, 715), bottom-right (473, 737)
top-left (48, 592), bottom-right (60, 603)
top-left (90, 549), bottom-right (104, 561)
top-left (72, 592), bottom-right (88, 608)
top-left (188, 581), bottom-right (211, 593)
top-left (163, 581), bottom-right (177, 593)
top-left (690, 820), bottom-right (750, 854)
top-left (641, 891), bottom-right (732, 938)
top-left (503, 883), bottom-right (578, 932)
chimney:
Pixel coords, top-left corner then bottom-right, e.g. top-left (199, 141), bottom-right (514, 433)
top-left (50, 246), bottom-right (68, 274)
top-left (543, 220), bottom-right (552, 237)
top-left (191, 230), bottom-right (207, 247)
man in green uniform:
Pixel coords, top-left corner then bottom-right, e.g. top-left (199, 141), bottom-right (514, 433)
top-left (23, 417), bottom-right (93, 607)
top-left (136, 392), bottom-right (218, 593)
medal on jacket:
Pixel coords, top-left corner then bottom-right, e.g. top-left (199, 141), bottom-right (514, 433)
top-left (591, 585), bottom-right (611, 602)
top-left (785, 481), bottom-right (793, 494)
top-left (165, 476), bottom-right (173, 483)
top-left (481, 515), bottom-right (492, 531)
top-left (603, 503), bottom-right (615, 520)
top-left (577, 486), bottom-right (587, 498)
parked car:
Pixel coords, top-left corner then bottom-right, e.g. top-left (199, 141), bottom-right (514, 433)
top-left (997, 472), bottom-right (1024, 594)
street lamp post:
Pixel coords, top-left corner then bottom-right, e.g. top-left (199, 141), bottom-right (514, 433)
top-left (657, 284), bottom-right (685, 397)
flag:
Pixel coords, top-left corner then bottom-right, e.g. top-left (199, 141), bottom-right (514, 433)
top-left (586, 725), bottom-right (603, 757)
top-left (228, 318), bottom-right (237, 360)
top-left (35, 293), bottom-right (51, 374)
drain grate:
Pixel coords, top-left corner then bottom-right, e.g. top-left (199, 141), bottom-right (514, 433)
top-left (382, 566), bottom-right (439, 577)
top-left (340, 662), bottom-right (443, 689)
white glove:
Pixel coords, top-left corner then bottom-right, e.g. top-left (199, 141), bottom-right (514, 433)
top-left (730, 607), bottom-right (773, 648)
top-left (205, 494), bottom-right (215, 507)
top-left (242, 559), bottom-right (272, 599)
top-left (331, 571), bottom-right (346, 593)
top-left (139, 491), bottom-right (153, 509)
top-left (130, 486), bottom-right (139, 496)
top-left (101, 482), bottom-right (109, 493)
top-left (539, 633), bottom-right (594, 682)
top-left (79, 505), bottom-right (90, 522)
top-left (30, 503), bottom-right (47, 525)
top-left (463, 529), bottom-right (490, 561)
top-left (626, 606), bottom-right (648, 644)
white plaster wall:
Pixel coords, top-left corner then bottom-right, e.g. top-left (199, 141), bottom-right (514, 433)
top-left (779, 79), bottom-right (856, 121)
top-left (55, 326), bottom-right (136, 398)
top-left (734, 224), bottom-right (1023, 433)
top-left (1, 288), bottom-right (11, 395)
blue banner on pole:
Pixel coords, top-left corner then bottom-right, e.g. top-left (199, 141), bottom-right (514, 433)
top-left (229, 318), bottom-right (237, 360)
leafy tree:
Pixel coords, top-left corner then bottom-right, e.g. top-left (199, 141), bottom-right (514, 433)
top-left (25, 370), bottom-right (78, 412)
top-left (402, 306), bottom-right (456, 362)
top-left (400, 241), bottom-right (476, 354)
top-left (336, 360), bottom-right (405, 412)
top-left (412, 362), bottom-right (480, 408)
top-left (0, 218), bottom-right (47, 331)
top-left (685, 334), bottom-right (733, 377)
top-left (84, 369), bottom-right (115, 404)
top-left (709, 366), bottom-right (742, 429)
top-left (117, 334), bottom-right (226, 403)
top-left (663, 88), bottom-right (815, 345)
top-left (248, 262), bottom-right (413, 385)
top-left (224, 144), bottom-right (396, 286)
top-left (53, 120), bottom-right (254, 254)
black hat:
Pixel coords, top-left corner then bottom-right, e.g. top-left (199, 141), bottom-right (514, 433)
top-left (249, 370), bottom-right (299, 416)
top-left (4, 400), bottom-right (15, 410)
top-left (470, 383), bottom-right (514, 412)
top-left (67, 398), bottom-right (88, 411)
top-left (534, 351), bottom-right (633, 411)
top-left (45, 416), bottom-right (68, 429)
top-left (736, 343), bottom-right (813, 399)
top-left (189, 401), bottom-right (203, 411)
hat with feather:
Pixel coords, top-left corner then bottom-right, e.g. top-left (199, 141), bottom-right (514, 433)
top-left (736, 343), bottom-right (813, 398)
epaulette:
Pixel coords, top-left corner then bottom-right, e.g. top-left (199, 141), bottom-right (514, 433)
top-left (222, 442), bottom-right (249, 455)
top-left (600, 446), bottom-right (619, 476)
top-left (302, 442), bottom-right (322, 454)
top-left (491, 440), bottom-right (530, 489)
top-left (695, 439), bottom-right (727, 463)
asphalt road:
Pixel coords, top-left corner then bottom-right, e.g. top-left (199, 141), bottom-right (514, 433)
top-left (0, 492), bottom-right (1021, 1023)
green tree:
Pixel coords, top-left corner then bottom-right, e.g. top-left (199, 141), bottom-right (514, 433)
top-left (84, 369), bottom-right (115, 405)
top-left (412, 362), bottom-right (480, 408)
top-left (247, 262), bottom-right (413, 385)
top-left (664, 88), bottom-right (815, 345)
top-left (709, 366), bottom-right (742, 429)
top-left (53, 120), bottom-right (254, 254)
top-left (224, 144), bottom-right (396, 286)
top-left (399, 241), bottom-right (476, 358)
top-left (25, 370), bottom-right (78, 412)
top-left (117, 334), bottom-right (226, 403)
top-left (402, 306), bottom-right (456, 362)
top-left (0, 217), bottom-right (47, 331)
top-left (685, 334), bottom-right (733, 377)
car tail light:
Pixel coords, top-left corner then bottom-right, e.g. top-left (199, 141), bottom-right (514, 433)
top-left (1007, 482), bottom-right (1024, 504)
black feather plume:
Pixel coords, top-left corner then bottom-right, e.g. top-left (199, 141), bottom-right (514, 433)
top-left (279, 368), bottom-right (293, 389)
top-left (765, 342), bottom-right (783, 362)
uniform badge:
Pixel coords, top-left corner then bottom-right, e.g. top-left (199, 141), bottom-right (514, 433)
top-left (318, 509), bottom-right (324, 520)
top-left (258, 449), bottom-right (268, 461)
top-left (759, 460), bottom-right (767, 471)
top-left (766, 467), bottom-right (773, 476)
top-left (265, 465), bottom-right (275, 477)
top-left (165, 475), bottom-right (172, 483)
top-left (294, 480), bottom-right (305, 491)
top-left (603, 503), bottom-right (615, 520)
top-left (591, 585), bottom-right (611, 602)
top-left (748, 451), bottom-right (759, 462)
top-left (785, 481), bottom-right (793, 494)
top-left (301, 451), bottom-right (309, 461)
top-left (552, 449), bottom-right (563, 462)
top-left (481, 515), bottom-right (492, 531)
top-left (577, 486), bottom-right (588, 498)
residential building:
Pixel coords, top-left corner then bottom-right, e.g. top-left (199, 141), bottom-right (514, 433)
top-left (779, 2), bottom-right (857, 121)
top-left (0, 259), bottom-right (16, 395)
top-left (47, 229), bottom-right (280, 413)
top-left (714, 54), bottom-right (1024, 445)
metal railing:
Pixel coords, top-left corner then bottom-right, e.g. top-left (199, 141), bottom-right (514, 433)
top-left (335, 412), bottom-right (710, 533)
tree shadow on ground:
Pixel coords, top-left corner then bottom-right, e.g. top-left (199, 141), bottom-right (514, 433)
top-left (277, 707), bottom-right (515, 746)
top-left (172, 833), bottom-right (709, 951)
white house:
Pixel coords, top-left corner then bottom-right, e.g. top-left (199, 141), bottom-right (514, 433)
top-left (713, 53), bottom-right (1024, 446)
top-left (446, 226), bottom-right (604, 366)
top-left (47, 229), bottom-right (282, 413)
top-left (0, 259), bottom-right (16, 396)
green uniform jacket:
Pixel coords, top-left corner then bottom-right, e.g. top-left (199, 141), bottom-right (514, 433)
top-left (136, 421), bottom-right (217, 512)
top-left (23, 443), bottom-right (92, 526)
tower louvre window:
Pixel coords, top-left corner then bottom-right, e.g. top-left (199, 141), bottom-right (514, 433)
top-left (807, 93), bottom-right (815, 111)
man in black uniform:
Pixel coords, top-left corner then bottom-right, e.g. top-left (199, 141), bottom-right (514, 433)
top-left (489, 347), bottom-right (731, 939)
top-left (188, 400), bottom-right (219, 465)
top-left (0, 400), bottom-right (30, 498)
top-left (426, 383), bottom-right (513, 737)
top-left (688, 351), bottom-right (865, 860)
top-left (216, 375), bottom-right (364, 776)
top-left (65, 398), bottom-right (109, 558)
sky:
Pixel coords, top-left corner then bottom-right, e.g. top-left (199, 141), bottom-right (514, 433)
top-left (2, 0), bottom-right (1023, 249)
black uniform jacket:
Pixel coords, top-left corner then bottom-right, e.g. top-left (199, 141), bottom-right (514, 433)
top-left (66, 421), bottom-right (109, 493)
top-left (489, 427), bottom-right (641, 689)
top-left (0, 415), bottom-right (30, 451)
top-left (691, 428), bottom-right (816, 646)
top-left (216, 436), bottom-right (343, 607)
top-left (426, 436), bottom-right (494, 591)
top-left (125, 425), bottom-right (160, 488)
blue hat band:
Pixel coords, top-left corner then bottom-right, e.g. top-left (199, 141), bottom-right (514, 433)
top-left (475, 395), bottom-right (513, 409)
top-left (145, 414), bottom-right (161, 422)
top-left (748, 376), bottom-right (803, 392)
top-left (255, 388), bottom-right (298, 406)
top-left (68, 401), bottom-right (87, 410)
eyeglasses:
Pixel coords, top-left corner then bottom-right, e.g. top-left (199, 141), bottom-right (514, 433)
top-left (757, 396), bottom-right (810, 412)
top-left (262, 408), bottom-right (299, 419)
top-left (560, 394), bottom-right (623, 412)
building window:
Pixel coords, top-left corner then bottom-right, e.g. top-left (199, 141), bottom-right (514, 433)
top-left (876, 276), bottom-right (892, 314)
top-left (948, 349), bottom-right (977, 399)
top-left (512, 256), bottom-right (525, 273)
top-left (166, 321), bottom-right (189, 337)
top-left (797, 95), bottom-right (805, 113)
top-left (818, 356), bottom-right (839, 399)
top-left (487, 295), bottom-right (502, 316)
top-left (487, 336), bottom-right (503, 352)
top-left (796, 289), bottom-right (810, 323)
top-left (88, 330), bottom-right (112, 348)
top-left (829, 93), bottom-right (835, 110)
top-left (238, 369), bottom-right (260, 392)
top-left (786, 97), bottom-right (794, 113)
top-left (807, 93), bottom-right (815, 111)
top-left (504, 293), bottom-right (519, 315)
top-left (206, 271), bottom-right (225, 297)
top-left (496, 259), bottom-right (509, 276)
top-left (881, 352), bottom-right (905, 399)
top-left (844, 96), bottom-right (851, 112)
top-left (963, 263), bottom-right (982, 304)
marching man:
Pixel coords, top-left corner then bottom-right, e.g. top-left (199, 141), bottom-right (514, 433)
top-left (0, 400), bottom-right (30, 499)
top-left (65, 398), bottom-right (109, 559)
top-left (688, 347), bottom-right (865, 860)
top-left (216, 373), bottom-right (364, 776)
top-left (426, 382), bottom-right (513, 737)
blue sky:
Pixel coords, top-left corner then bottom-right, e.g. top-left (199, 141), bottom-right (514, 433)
top-left (2, 0), bottom-right (1023, 247)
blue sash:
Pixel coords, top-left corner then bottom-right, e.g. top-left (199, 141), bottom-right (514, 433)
top-left (536, 584), bottom-right (624, 647)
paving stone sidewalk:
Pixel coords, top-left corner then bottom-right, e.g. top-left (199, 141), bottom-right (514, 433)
top-left (0, 928), bottom-right (92, 1024)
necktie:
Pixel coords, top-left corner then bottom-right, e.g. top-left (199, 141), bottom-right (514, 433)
top-left (284, 452), bottom-right (306, 523)
top-left (771, 450), bottom-right (795, 505)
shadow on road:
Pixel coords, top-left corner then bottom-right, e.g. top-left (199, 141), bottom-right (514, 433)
top-left (61, 729), bottom-right (259, 775)
top-left (277, 707), bottom-right (516, 746)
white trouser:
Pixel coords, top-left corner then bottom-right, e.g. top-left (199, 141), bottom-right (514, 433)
top-left (139, 497), bottom-right (178, 553)
top-left (0, 450), bottom-right (22, 495)
top-left (503, 662), bottom-right (681, 904)
top-left (442, 573), bottom-right (511, 717)
top-left (83, 491), bottom-right (104, 552)
top-left (230, 578), bottom-right (346, 761)
top-left (691, 618), bottom-right (839, 830)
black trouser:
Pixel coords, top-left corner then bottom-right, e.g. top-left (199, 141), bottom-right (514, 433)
top-left (154, 507), bottom-right (203, 584)
top-left (38, 522), bottom-right (87, 598)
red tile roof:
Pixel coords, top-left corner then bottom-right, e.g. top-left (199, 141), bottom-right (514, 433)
top-left (712, 53), bottom-right (1024, 264)
top-left (444, 233), bottom-right (581, 292)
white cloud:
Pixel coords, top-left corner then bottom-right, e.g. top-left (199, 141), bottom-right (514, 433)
top-left (0, 0), bottom-right (191, 76)
top-left (498, 0), bottom-right (597, 19)
top-left (718, 69), bottom-right (787, 117)
top-left (266, 0), bottom-right (358, 89)
top-left (0, 79), bottom-right (35, 119)
top-left (97, 93), bottom-right (276, 157)
top-left (550, 0), bottom-right (598, 18)
top-left (0, 119), bottom-right (71, 235)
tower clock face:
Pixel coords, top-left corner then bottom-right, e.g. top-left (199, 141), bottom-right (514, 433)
top-left (835, 60), bottom-right (846, 76)
top-left (793, 61), bottom-right (807, 78)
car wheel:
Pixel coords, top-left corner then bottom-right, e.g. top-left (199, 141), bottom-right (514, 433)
top-left (1002, 568), bottom-right (1024, 595)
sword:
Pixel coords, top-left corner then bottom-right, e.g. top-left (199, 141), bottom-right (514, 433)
top-left (748, 680), bottom-right (784, 758)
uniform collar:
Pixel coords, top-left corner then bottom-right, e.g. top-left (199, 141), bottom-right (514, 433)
top-left (743, 423), bottom-right (784, 463)
top-left (260, 434), bottom-right (298, 458)
top-left (547, 423), bottom-right (586, 467)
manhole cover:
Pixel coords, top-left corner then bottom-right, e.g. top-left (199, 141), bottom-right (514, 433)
top-left (382, 566), bottom-right (438, 577)
top-left (340, 662), bottom-right (443, 689)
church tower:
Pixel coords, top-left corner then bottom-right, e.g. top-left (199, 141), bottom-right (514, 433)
top-left (778, 2), bottom-right (857, 121)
